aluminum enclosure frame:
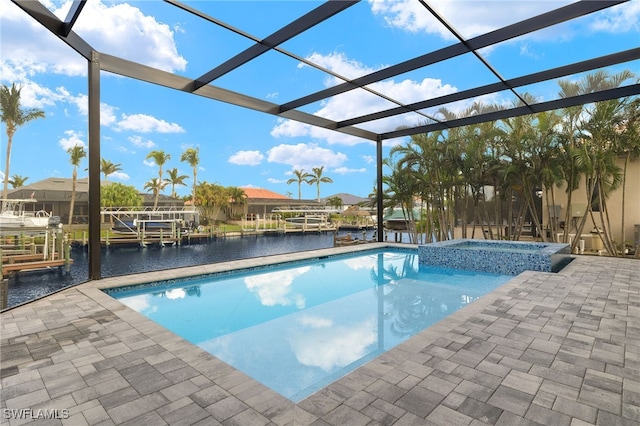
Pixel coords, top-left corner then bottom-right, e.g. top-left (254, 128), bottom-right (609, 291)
top-left (11, 0), bottom-right (640, 280)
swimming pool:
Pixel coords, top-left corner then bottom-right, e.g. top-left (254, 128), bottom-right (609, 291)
top-left (106, 248), bottom-right (512, 402)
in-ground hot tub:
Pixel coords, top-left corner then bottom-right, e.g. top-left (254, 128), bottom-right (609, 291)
top-left (418, 239), bottom-right (572, 275)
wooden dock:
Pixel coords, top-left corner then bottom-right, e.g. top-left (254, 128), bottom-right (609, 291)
top-left (71, 227), bottom-right (345, 248)
top-left (0, 250), bottom-right (72, 276)
top-left (2, 259), bottom-right (71, 276)
top-left (0, 228), bottom-right (73, 278)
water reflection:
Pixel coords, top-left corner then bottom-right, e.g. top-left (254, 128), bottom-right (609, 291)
top-left (289, 316), bottom-right (377, 371)
top-left (151, 284), bottom-right (201, 300)
top-left (113, 249), bottom-right (509, 401)
top-left (244, 266), bottom-right (310, 308)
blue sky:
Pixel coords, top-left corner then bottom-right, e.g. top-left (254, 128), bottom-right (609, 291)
top-left (1, 0), bottom-right (638, 200)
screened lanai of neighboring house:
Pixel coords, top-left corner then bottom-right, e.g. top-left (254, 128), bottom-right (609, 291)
top-left (9, 0), bottom-right (640, 280)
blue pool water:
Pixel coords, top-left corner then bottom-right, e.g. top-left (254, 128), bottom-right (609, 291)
top-left (107, 248), bottom-right (511, 402)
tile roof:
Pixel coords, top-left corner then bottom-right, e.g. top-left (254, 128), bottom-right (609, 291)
top-left (241, 187), bottom-right (290, 200)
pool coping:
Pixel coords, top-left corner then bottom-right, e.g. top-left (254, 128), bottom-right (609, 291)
top-left (2, 242), bottom-right (638, 425)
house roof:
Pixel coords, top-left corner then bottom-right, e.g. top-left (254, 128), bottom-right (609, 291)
top-left (241, 187), bottom-right (290, 200)
top-left (9, 177), bottom-right (92, 192)
top-left (321, 193), bottom-right (371, 206)
top-left (8, 178), bottom-right (182, 205)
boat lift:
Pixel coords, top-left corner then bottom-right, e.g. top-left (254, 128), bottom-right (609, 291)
top-left (102, 207), bottom-right (200, 233)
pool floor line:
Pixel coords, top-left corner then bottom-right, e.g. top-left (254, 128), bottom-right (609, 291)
top-left (1, 243), bottom-right (638, 425)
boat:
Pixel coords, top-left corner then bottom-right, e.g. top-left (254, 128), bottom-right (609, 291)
top-left (284, 215), bottom-right (326, 228)
top-left (0, 199), bottom-right (59, 229)
top-left (111, 217), bottom-right (193, 235)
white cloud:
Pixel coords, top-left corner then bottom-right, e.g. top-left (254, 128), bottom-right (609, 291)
top-left (271, 52), bottom-right (457, 145)
top-left (267, 177), bottom-right (286, 184)
top-left (1, 0), bottom-right (186, 78)
top-left (228, 150), bottom-right (265, 166)
top-left (0, 76), bottom-right (68, 110)
top-left (270, 117), bottom-right (311, 139)
top-left (128, 135), bottom-right (157, 149)
top-left (58, 130), bottom-right (87, 151)
top-left (267, 143), bottom-right (347, 170)
top-left (590, 1), bottom-right (640, 33)
top-left (299, 51), bottom-right (379, 80)
top-left (66, 93), bottom-right (118, 126)
top-left (333, 167), bottom-right (366, 175)
top-left (109, 171), bottom-right (130, 181)
top-left (368, 0), bottom-right (574, 39)
top-left (115, 114), bottom-right (185, 133)
top-left (0, 2), bottom-right (86, 77)
top-left (362, 155), bottom-right (375, 164)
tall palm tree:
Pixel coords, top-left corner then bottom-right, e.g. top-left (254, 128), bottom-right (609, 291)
top-left (1, 83), bottom-right (46, 199)
top-left (287, 169), bottom-right (311, 200)
top-left (559, 70), bottom-right (634, 252)
top-left (146, 150), bottom-right (170, 209)
top-left (67, 145), bottom-right (87, 228)
top-left (617, 98), bottom-right (640, 254)
top-left (8, 174), bottom-right (28, 188)
top-left (144, 177), bottom-right (167, 210)
top-left (227, 186), bottom-right (247, 219)
top-left (165, 167), bottom-right (188, 198)
top-left (100, 158), bottom-right (122, 181)
top-left (180, 148), bottom-right (199, 203)
top-left (308, 166), bottom-right (333, 202)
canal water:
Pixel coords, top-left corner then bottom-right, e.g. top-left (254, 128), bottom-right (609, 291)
top-left (5, 231), bottom-right (378, 309)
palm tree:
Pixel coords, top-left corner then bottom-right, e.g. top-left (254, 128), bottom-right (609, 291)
top-left (180, 148), bottom-right (199, 202)
top-left (308, 166), bottom-right (333, 202)
top-left (165, 167), bottom-right (188, 198)
top-left (146, 150), bottom-right (171, 209)
top-left (193, 181), bottom-right (229, 225)
top-left (144, 177), bottom-right (167, 210)
top-left (67, 145), bottom-right (87, 228)
top-left (100, 158), bottom-right (122, 181)
top-left (1, 83), bottom-right (46, 199)
top-left (325, 196), bottom-right (343, 211)
top-left (559, 70), bottom-right (634, 252)
top-left (617, 98), bottom-right (640, 254)
top-left (8, 174), bottom-right (28, 188)
top-left (382, 157), bottom-right (421, 243)
top-left (287, 169), bottom-right (311, 200)
top-left (227, 186), bottom-right (247, 219)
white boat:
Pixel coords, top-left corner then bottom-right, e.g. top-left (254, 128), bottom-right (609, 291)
top-left (284, 215), bottom-right (326, 228)
top-left (0, 199), bottom-right (56, 229)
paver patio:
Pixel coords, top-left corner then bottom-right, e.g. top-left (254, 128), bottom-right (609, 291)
top-left (1, 243), bottom-right (638, 425)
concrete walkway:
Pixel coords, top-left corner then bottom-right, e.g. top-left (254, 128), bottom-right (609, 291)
top-left (1, 244), bottom-right (638, 425)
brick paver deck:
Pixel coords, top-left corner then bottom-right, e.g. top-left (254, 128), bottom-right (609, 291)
top-left (1, 244), bottom-right (638, 425)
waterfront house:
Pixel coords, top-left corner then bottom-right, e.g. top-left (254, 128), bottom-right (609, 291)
top-left (7, 178), bottom-right (184, 225)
